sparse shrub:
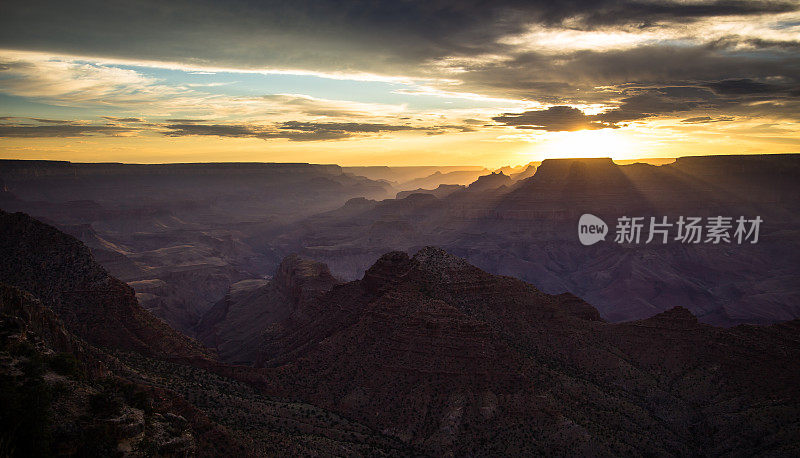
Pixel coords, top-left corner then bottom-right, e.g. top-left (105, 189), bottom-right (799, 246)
top-left (0, 368), bottom-right (53, 457)
top-left (89, 391), bottom-right (122, 418)
top-left (48, 352), bottom-right (81, 378)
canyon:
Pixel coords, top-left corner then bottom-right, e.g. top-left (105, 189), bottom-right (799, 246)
top-left (1, 211), bottom-right (799, 455)
top-left (1, 155), bottom-right (798, 330)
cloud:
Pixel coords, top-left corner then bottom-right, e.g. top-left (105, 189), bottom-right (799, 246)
top-left (0, 1), bottom-right (795, 78)
top-left (0, 51), bottom-right (415, 123)
top-left (681, 116), bottom-right (736, 123)
top-left (28, 118), bottom-right (73, 124)
top-left (0, 51), bottom-right (187, 107)
top-left (707, 35), bottom-right (800, 51)
top-left (102, 116), bottom-right (145, 123)
top-left (164, 119), bottom-right (207, 123)
top-left (161, 121), bottom-right (466, 141)
top-left (186, 82), bottom-right (231, 87)
top-left (0, 116), bottom-right (474, 141)
top-left (259, 94), bottom-right (405, 118)
top-left (452, 43), bottom-right (800, 103)
top-left (0, 122), bottom-right (135, 137)
top-left (277, 121), bottom-right (421, 133)
top-left (702, 78), bottom-right (788, 95)
top-left (568, 1), bottom-right (797, 28)
top-left (491, 97), bottom-right (703, 132)
top-left (592, 90), bottom-right (715, 124)
top-left (0, 1), bottom-right (798, 144)
top-left (492, 87), bottom-right (743, 131)
top-left (163, 123), bottom-right (351, 141)
top-left (492, 106), bottom-right (613, 131)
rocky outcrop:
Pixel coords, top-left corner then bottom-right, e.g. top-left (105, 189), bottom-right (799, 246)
top-left (466, 171), bottom-right (512, 192)
top-left (196, 254), bottom-right (340, 364)
top-left (274, 254), bottom-right (339, 306)
top-left (396, 184), bottom-right (465, 199)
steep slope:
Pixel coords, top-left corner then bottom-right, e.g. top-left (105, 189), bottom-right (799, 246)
top-left (2, 211), bottom-right (799, 456)
top-left (0, 283), bottom-right (251, 457)
top-left (255, 247), bottom-right (800, 456)
top-left (196, 254), bottom-right (340, 365)
top-left (0, 216), bottom-right (417, 456)
top-left (0, 159), bottom-right (394, 336)
top-left (0, 280), bottom-right (409, 457)
top-left (0, 210), bottom-right (211, 361)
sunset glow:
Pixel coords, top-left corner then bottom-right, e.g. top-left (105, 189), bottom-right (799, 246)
top-left (535, 130), bottom-right (637, 160)
top-left (1, 2), bottom-right (798, 166)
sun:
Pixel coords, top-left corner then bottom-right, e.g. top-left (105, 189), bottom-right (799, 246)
top-left (535, 129), bottom-right (635, 160)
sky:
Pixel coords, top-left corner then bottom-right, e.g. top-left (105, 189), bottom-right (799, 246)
top-left (0, 0), bottom-right (798, 167)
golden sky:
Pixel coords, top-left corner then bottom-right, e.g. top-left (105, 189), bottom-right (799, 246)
top-left (1, 2), bottom-right (798, 167)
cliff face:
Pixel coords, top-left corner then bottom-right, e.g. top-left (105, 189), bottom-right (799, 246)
top-left (0, 214), bottom-right (412, 456)
top-left (196, 254), bottom-right (340, 365)
top-left (274, 254), bottom-right (339, 307)
top-left (272, 154), bottom-right (800, 326)
top-left (258, 246), bottom-right (603, 373)
top-left (466, 171), bottom-right (512, 192)
top-left (0, 159), bottom-right (395, 336)
top-left (2, 212), bottom-right (800, 456)
top-left (249, 246), bottom-right (800, 456)
top-left (0, 210), bottom-right (211, 361)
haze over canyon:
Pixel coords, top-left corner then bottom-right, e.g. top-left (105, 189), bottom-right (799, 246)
top-left (2, 0), bottom-right (799, 455)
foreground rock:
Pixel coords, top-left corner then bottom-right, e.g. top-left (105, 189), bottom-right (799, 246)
top-left (252, 247), bottom-right (800, 455)
top-left (2, 211), bottom-right (799, 456)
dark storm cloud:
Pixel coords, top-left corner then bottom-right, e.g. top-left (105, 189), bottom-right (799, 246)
top-left (1, 1), bottom-right (797, 131)
top-left (455, 40), bottom-right (800, 128)
top-left (161, 121), bottom-right (466, 141)
top-left (472, 46), bottom-right (799, 97)
top-left (702, 78), bottom-right (788, 95)
top-left (593, 91), bottom-right (716, 124)
top-left (493, 84), bottom-right (763, 131)
top-left (569, 1), bottom-right (797, 27)
top-left (493, 84), bottom-right (727, 131)
top-left (492, 106), bottom-right (613, 131)
top-left (0, 1), bottom-right (796, 74)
